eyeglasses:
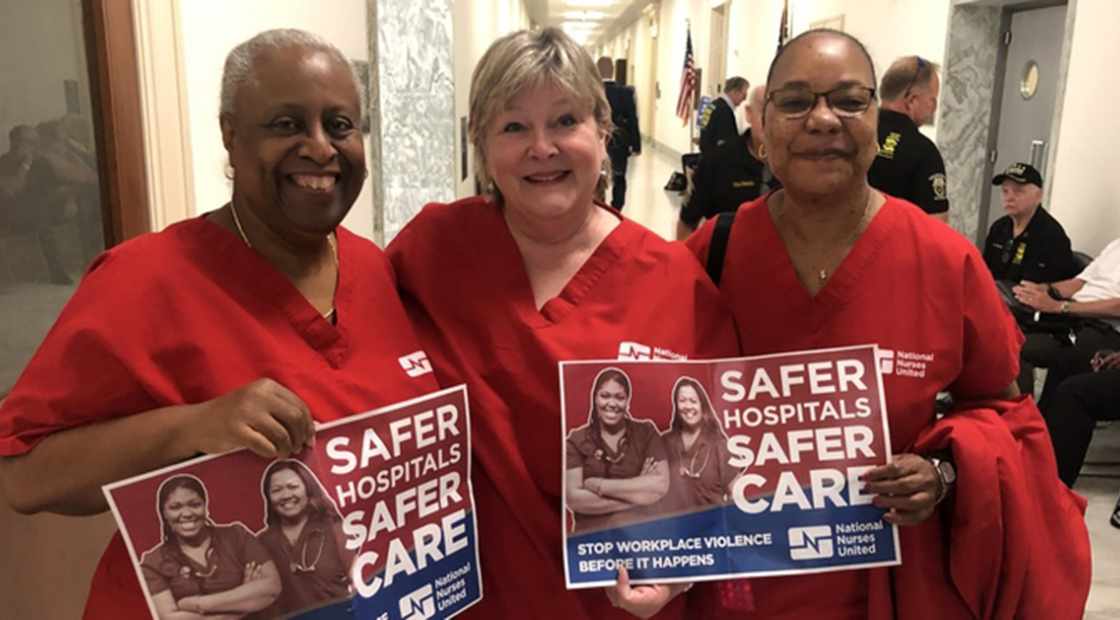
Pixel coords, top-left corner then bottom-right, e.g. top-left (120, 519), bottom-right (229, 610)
top-left (766, 86), bottom-right (877, 119)
top-left (902, 57), bottom-right (929, 98)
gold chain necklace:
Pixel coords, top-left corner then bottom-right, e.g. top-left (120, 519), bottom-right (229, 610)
top-left (229, 202), bottom-right (338, 320)
top-left (777, 191), bottom-right (874, 284)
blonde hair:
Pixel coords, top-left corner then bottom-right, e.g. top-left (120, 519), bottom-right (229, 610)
top-left (469, 27), bottom-right (612, 206)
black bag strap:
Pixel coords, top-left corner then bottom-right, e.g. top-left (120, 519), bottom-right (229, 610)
top-left (706, 211), bottom-right (737, 287)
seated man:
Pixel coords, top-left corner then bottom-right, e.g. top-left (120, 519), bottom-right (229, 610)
top-left (1012, 237), bottom-right (1120, 401)
top-left (1041, 351), bottom-right (1120, 487)
top-left (983, 163), bottom-right (1077, 283)
top-left (677, 85), bottom-right (777, 240)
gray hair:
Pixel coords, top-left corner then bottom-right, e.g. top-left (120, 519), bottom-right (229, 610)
top-left (219, 28), bottom-right (363, 119)
top-left (747, 84), bottom-right (767, 111)
top-left (725, 76), bottom-right (749, 94)
top-left (880, 56), bottom-right (940, 103)
top-left (469, 27), bottom-right (612, 206)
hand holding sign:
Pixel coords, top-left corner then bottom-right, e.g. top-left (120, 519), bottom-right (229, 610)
top-left (185, 378), bottom-right (316, 459)
top-left (863, 454), bottom-right (941, 526)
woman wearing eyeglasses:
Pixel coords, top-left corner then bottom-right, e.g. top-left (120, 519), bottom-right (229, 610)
top-left (565, 368), bottom-right (670, 534)
top-left (660, 378), bottom-right (738, 514)
top-left (140, 475), bottom-right (281, 619)
top-left (685, 28), bottom-right (1089, 620)
top-left (254, 460), bottom-right (354, 618)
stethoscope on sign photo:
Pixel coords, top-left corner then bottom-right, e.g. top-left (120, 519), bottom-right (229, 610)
top-left (679, 442), bottom-right (712, 479)
top-left (285, 529), bottom-right (326, 573)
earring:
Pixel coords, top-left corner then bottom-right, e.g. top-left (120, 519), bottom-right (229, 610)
top-left (757, 143), bottom-right (768, 160)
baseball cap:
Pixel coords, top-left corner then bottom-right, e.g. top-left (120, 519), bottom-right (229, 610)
top-left (992, 162), bottom-right (1043, 187)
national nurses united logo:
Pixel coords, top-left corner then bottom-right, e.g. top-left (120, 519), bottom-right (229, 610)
top-left (398, 351), bottom-right (433, 378)
top-left (876, 348), bottom-right (934, 379)
top-left (399, 584), bottom-right (436, 620)
top-left (617, 341), bottom-right (686, 361)
top-left (788, 525), bottom-right (834, 560)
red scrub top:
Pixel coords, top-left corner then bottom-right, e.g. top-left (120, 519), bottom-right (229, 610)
top-left (0, 216), bottom-right (438, 619)
top-left (686, 195), bottom-right (1023, 620)
top-left (388, 197), bottom-right (740, 620)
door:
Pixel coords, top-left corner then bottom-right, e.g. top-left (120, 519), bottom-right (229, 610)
top-left (708, 3), bottom-right (729, 97)
top-left (984, 4), bottom-right (1066, 233)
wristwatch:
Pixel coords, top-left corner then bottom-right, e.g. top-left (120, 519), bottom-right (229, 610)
top-left (926, 456), bottom-right (956, 504)
top-left (1061, 300), bottom-right (1072, 315)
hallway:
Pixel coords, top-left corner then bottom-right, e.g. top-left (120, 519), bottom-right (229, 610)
top-left (619, 144), bottom-right (1120, 619)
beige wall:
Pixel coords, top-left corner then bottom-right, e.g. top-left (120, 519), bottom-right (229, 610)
top-left (0, 506), bottom-right (116, 619)
top-left (1047, 0), bottom-right (1120, 257)
top-left (603, 0), bottom-right (952, 157)
top-left (452, 0), bottom-right (530, 198)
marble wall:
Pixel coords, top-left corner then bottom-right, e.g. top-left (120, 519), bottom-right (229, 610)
top-left (939, 4), bottom-right (1002, 245)
top-left (367, 0), bottom-right (455, 245)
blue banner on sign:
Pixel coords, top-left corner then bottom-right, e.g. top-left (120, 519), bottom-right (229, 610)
top-left (567, 499), bottom-right (895, 586)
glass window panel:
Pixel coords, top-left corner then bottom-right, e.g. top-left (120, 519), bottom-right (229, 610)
top-left (0, 0), bottom-right (105, 390)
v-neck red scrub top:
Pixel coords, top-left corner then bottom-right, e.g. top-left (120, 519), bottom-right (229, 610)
top-left (388, 197), bottom-right (740, 620)
top-left (0, 216), bottom-right (439, 619)
top-left (686, 195), bottom-right (1024, 620)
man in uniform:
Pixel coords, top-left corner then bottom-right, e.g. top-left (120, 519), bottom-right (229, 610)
top-left (699, 76), bottom-right (748, 157)
top-left (868, 56), bottom-right (950, 222)
top-left (598, 57), bottom-right (640, 211)
top-left (983, 162), bottom-right (1077, 284)
top-left (677, 85), bottom-right (777, 240)
top-left (1012, 238), bottom-right (1120, 485)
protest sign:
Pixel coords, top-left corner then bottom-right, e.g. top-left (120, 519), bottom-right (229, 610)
top-left (105, 386), bottom-right (481, 620)
top-left (561, 346), bottom-right (900, 588)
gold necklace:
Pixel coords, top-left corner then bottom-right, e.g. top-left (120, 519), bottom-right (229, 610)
top-left (777, 191), bottom-right (874, 284)
top-left (229, 202), bottom-right (338, 320)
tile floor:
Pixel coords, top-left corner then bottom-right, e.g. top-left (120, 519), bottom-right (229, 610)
top-left (619, 142), bottom-right (1120, 618)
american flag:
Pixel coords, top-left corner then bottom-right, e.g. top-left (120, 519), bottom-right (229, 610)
top-left (777, 0), bottom-right (790, 51)
top-left (675, 29), bottom-right (696, 125)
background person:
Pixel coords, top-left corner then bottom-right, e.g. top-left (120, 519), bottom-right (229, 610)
top-left (1013, 237), bottom-right (1120, 419)
top-left (388, 27), bottom-right (739, 620)
top-left (1038, 351), bottom-right (1120, 487)
top-left (0, 29), bottom-right (437, 619)
top-left (565, 368), bottom-right (670, 532)
top-left (686, 29), bottom-right (1089, 619)
top-left (141, 475), bottom-right (281, 619)
top-left (254, 460), bottom-right (354, 618)
top-left (678, 85), bottom-right (777, 240)
top-left (700, 77), bottom-right (748, 157)
top-left (867, 56), bottom-right (950, 222)
top-left (983, 162), bottom-right (1076, 284)
top-left (659, 377), bottom-right (738, 512)
top-left (598, 56), bottom-right (640, 211)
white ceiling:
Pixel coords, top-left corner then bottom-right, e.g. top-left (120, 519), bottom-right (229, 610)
top-left (525, 0), bottom-right (654, 47)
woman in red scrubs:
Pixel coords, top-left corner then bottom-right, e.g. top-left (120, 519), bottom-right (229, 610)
top-left (141, 475), bottom-right (280, 618)
top-left (660, 377), bottom-right (738, 513)
top-left (389, 27), bottom-right (739, 620)
top-left (686, 29), bottom-right (1089, 620)
top-left (255, 460), bottom-right (354, 618)
top-left (565, 367), bottom-right (669, 533)
top-left (0, 29), bottom-right (437, 619)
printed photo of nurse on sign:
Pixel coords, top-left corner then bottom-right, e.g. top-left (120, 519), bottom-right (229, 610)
top-left (104, 386), bottom-right (482, 620)
top-left (560, 345), bottom-right (900, 589)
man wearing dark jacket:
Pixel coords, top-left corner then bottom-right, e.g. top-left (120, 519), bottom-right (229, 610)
top-left (699, 76), bottom-right (747, 157)
top-left (868, 56), bottom-right (950, 222)
top-left (598, 57), bottom-right (640, 210)
top-left (983, 162), bottom-right (1077, 284)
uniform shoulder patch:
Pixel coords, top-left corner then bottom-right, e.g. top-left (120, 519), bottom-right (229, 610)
top-left (930, 173), bottom-right (947, 200)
